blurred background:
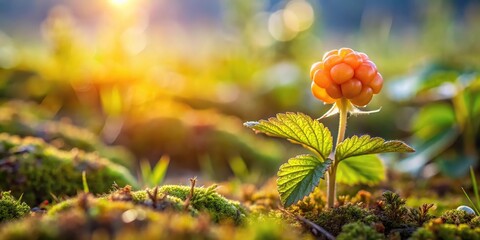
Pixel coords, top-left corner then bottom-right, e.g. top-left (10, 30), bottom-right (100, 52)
top-left (0, 0), bottom-right (479, 187)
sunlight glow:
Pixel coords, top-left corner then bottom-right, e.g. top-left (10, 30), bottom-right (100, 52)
top-left (110, 0), bottom-right (129, 7)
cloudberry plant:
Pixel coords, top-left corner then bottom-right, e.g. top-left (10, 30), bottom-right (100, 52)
top-left (245, 48), bottom-right (414, 208)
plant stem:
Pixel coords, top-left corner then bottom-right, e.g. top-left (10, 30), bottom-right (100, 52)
top-left (327, 98), bottom-right (348, 208)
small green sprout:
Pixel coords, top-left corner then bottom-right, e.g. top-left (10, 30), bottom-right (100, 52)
top-left (244, 49), bottom-right (415, 208)
top-left (139, 155), bottom-right (170, 188)
top-left (461, 166), bottom-right (480, 215)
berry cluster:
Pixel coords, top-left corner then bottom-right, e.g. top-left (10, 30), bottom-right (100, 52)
top-left (310, 48), bottom-right (383, 106)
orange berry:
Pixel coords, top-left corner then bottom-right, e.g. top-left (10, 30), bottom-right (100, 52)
top-left (357, 52), bottom-right (369, 61)
top-left (311, 82), bottom-right (335, 104)
top-left (323, 55), bottom-right (343, 71)
top-left (310, 61), bottom-right (323, 79)
top-left (366, 60), bottom-right (377, 69)
top-left (342, 52), bottom-right (363, 69)
top-left (322, 49), bottom-right (338, 61)
top-left (370, 73), bottom-right (383, 94)
top-left (341, 79), bottom-right (362, 99)
top-left (325, 83), bottom-right (343, 99)
top-left (354, 62), bottom-right (377, 85)
top-left (338, 48), bottom-right (354, 57)
top-left (330, 63), bottom-right (354, 84)
top-left (313, 69), bottom-right (333, 88)
top-left (350, 86), bottom-right (373, 106)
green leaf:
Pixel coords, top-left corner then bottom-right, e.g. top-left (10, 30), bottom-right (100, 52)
top-left (244, 112), bottom-right (333, 160)
top-left (437, 154), bottom-right (475, 178)
top-left (397, 127), bottom-right (459, 174)
top-left (335, 135), bottom-right (414, 162)
top-left (336, 155), bottom-right (385, 185)
top-left (277, 154), bottom-right (332, 207)
top-left (412, 103), bottom-right (455, 141)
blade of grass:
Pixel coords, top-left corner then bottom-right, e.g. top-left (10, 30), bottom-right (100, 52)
top-left (470, 166), bottom-right (480, 208)
top-left (229, 156), bottom-right (249, 181)
top-left (17, 193), bottom-right (24, 203)
top-left (151, 156), bottom-right (169, 186)
top-left (140, 159), bottom-right (152, 186)
top-left (49, 192), bottom-right (60, 203)
top-left (462, 187), bottom-right (480, 215)
top-left (82, 171), bottom-right (89, 193)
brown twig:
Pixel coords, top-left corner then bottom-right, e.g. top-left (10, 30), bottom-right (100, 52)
top-left (279, 207), bottom-right (335, 240)
top-left (184, 177), bottom-right (197, 211)
top-left (147, 186), bottom-right (159, 209)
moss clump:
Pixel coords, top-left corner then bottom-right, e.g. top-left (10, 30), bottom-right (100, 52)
top-left (470, 216), bottom-right (480, 228)
top-left (0, 101), bottom-right (134, 167)
top-left (312, 203), bottom-right (377, 236)
top-left (337, 222), bottom-right (384, 240)
top-left (1, 191), bottom-right (301, 240)
top-left (1, 195), bottom-right (199, 240)
top-left (374, 191), bottom-right (411, 232)
top-left (133, 185), bottom-right (246, 224)
top-left (241, 179), bottom-right (282, 214)
top-left (288, 187), bottom-right (326, 217)
top-left (0, 134), bottom-right (137, 205)
top-left (48, 184), bottom-right (246, 224)
top-left (411, 220), bottom-right (480, 240)
top-left (0, 191), bottom-right (30, 222)
top-left (440, 209), bottom-right (476, 225)
top-left (47, 190), bottom-right (199, 217)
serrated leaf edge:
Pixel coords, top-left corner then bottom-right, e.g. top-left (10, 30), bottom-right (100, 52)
top-left (244, 112), bottom-right (333, 160)
top-left (335, 134), bottom-right (415, 162)
top-left (276, 154), bottom-right (332, 207)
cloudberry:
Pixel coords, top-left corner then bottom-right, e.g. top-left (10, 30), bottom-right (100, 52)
top-left (310, 48), bottom-right (383, 106)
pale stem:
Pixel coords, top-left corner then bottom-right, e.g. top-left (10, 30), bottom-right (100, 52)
top-left (327, 98), bottom-right (348, 208)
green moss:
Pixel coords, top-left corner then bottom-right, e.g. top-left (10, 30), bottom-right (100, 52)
top-left (411, 221), bottom-right (480, 240)
top-left (134, 184), bottom-right (246, 223)
top-left (0, 101), bottom-right (133, 167)
top-left (313, 203), bottom-right (377, 236)
top-left (1, 192), bottom-right (300, 240)
top-left (48, 184), bottom-right (245, 224)
top-left (242, 215), bottom-right (309, 240)
top-left (337, 222), bottom-right (384, 240)
top-left (47, 198), bottom-right (78, 216)
top-left (374, 191), bottom-right (411, 231)
top-left (0, 191), bottom-right (30, 222)
top-left (0, 134), bottom-right (137, 206)
top-left (407, 203), bottom-right (435, 227)
top-left (470, 216), bottom-right (480, 228)
top-left (440, 209), bottom-right (476, 225)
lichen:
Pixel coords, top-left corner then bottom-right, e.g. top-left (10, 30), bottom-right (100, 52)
top-left (0, 133), bottom-right (137, 206)
top-left (0, 191), bottom-right (30, 222)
